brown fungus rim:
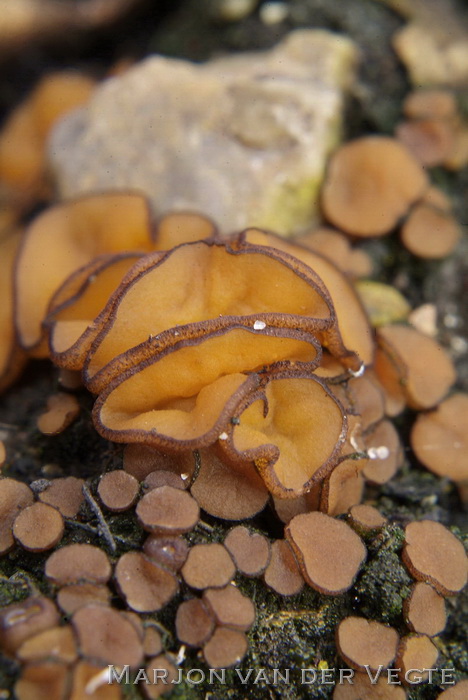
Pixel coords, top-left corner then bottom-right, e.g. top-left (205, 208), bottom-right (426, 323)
top-left (83, 236), bottom-right (335, 393)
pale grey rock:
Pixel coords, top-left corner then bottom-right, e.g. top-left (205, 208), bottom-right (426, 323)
top-left (49, 29), bottom-right (357, 235)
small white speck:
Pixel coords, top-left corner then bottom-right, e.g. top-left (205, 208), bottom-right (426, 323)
top-left (253, 320), bottom-right (266, 330)
top-left (368, 445), bottom-right (390, 460)
top-left (174, 331), bottom-right (179, 336)
top-left (180, 472), bottom-right (189, 480)
top-left (219, 432), bottom-right (229, 440)
top-left (348, 363), bottom-right (365, 378)
top-left (176, 645), bottom-right (186, 665)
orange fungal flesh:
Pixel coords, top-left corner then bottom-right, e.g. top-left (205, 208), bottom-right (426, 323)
top-left (15, 193), bottom-right (154, 351)
top-left (377, 324), bottom-right (455, 410)
top-left (85, 239), bottom-right (332, 391)
top-left (46, 253), bottom-right (142, 369)
top-left (0, 232), bottom-right (26, 392)
top-left (240, 229), bottom-right (374, 368)
top-left (224, 373), bottom-right (346, 496)
top-left (154, 212), bottom-right (217, 250)
top-left (94, 327), bottom-right (319, 450)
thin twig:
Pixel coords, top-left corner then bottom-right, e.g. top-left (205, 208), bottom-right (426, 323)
top-left (82, 482), bottom-right (117, 553)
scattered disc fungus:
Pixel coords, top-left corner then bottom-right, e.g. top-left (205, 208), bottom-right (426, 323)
top-left (336, 616), bottom-right (399, 671)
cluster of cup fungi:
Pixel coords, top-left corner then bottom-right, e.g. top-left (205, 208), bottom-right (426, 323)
top-left (0, 74), bottom-right (467, 700)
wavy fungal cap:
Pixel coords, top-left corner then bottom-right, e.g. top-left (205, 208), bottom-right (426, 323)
top-left (84, 238), bottom-right (333, 392)
top-left (15, 192), bottom-right (154, 352)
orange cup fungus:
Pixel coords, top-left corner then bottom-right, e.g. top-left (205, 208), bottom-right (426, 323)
top-left (0, 133), bottom-right (465, 688)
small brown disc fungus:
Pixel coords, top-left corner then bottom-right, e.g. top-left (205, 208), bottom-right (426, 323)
top-left (403, 90), bottom-right (458, 121)
top-left (144, 655), bottom-right (178, 698)
top-left (143, 626), bottom-right (163, 657)
top-left (45, 543), bottom-right (111, 585)
top-left (72, 604), bottom-right (144, 668)
top-left (321, 136), bottom-right (428, 237)
top-left (115, 552), bottom-right (179, 613)
top-left (202, 627), bottom-right (248, 669)
top-left (348, 504), bottom-right (387, 534)
top-left (36, 393), bottom-right (80, 435)
top-left (13, 502), bottom-right (64, 552)
top-left (376, 325), bottom-right (456, 410)
top-left (97, 470), bottom-right (139, 511)
top-left (175, 598), bottom-right (215, 647)
top-left (17, 625), bottom-right (77, 664)
top-left (402, 520), bottom-right (467, 596)
top-left (404, 582), bottom-right (446, 637)
top-left (203, 584), bottom-right (256, 631)
top-left (437, 680), bottom-right (468, 699)
top-left (336, 616), bottom-right (399, 671)
top-left (224, 526), bottom-right (271, 577)
top-left (0, 596), bottom-right (59, 656)
top-left (333, 671), bottom-right (407, 699)
top-left (181, 543), bottom-right (236, 590)
top-left (401, 204), bottom-right (460, 259)
top-left (0, 477), bottom-right (34, 554)
top-left (57, 583), bottom-right (111, 616)
top-left (411, 393), bottom-right (468, 482)
top-left (14, 661), bottom-right (70, 700)
top-left (320, 459), bottom-right (365, 517)
top-left (263, 539), bottom-right (304, 596)
top-left (296, 227), bottom-right (373, 278)
top-left (143, 535), bottom-right (189, 572)
top-left (123, 443), bottom-right (195, 482)
top-left (143, 470), bottom-right (187, 491)
top-left (38, 476), bottom-right (84, 518)
top-left (190, 448), bottom-right (269, 520)
top-left (396, 119), bottom-right (454, 167)
top-left (136, 485), bottom-right (199, 534)
top-left (286, 512), bottom-right (366, 594)
top-left (363, 419), bottom-right (403, 485)
top-left (70, 661), bottom-right (122, 699)
top-left (396, 634), bottom-right (439, 684)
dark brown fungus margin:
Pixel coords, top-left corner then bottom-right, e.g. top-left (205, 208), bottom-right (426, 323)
top-left (93, 325), bottom-right (320, 452)
top-left (286, 512), bottom-right (366, 594)
top-left (219, 369), bottom-right (347, 497)
top-left (84, 237), bottom-right (334, 393)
